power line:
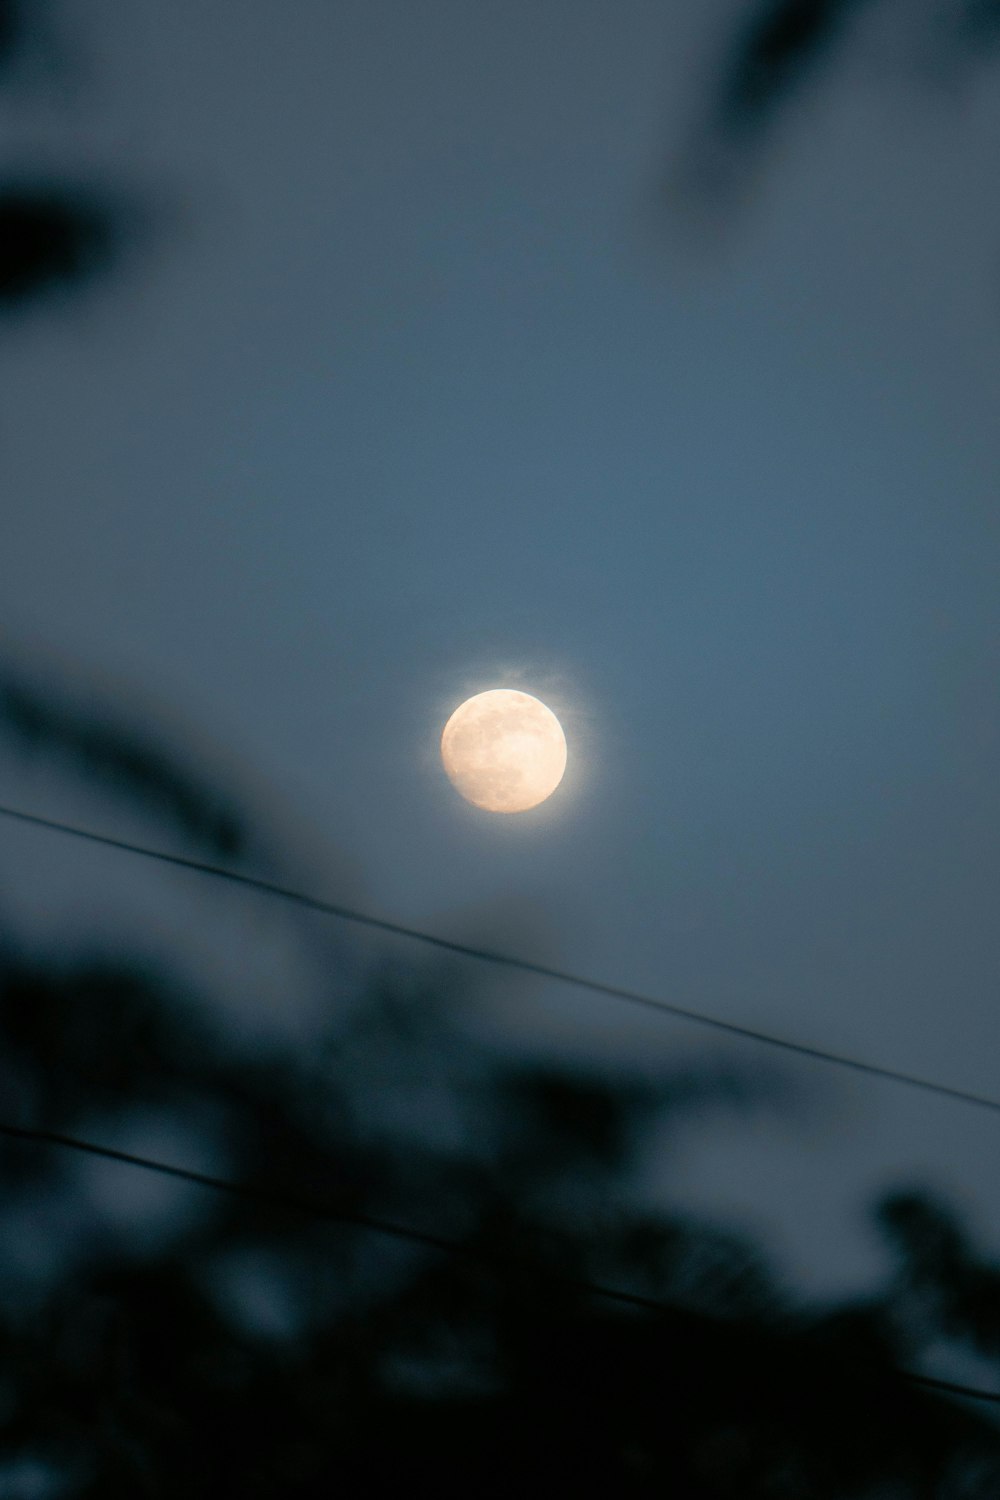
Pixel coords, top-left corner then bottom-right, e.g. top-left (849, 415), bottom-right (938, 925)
top-left (3, 800), bottom-right (1000, 1119)
top-left (1, 1118), bottom-right (997, 1407)
top-left (2, 805), bottom-right (999, 1406)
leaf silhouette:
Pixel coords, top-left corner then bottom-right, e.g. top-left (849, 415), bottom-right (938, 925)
top-left (0, 667), bottom-right (251, 859)
top-left (716, 0), bottom-right (875, 140)
top-left (879, 1189), bottom-right (1000, 1359)
top-left (0, 187), bottom-right (120, 309)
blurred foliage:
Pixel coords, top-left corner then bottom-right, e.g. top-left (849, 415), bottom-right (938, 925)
top-left (693, 0), bottom-right (1000, 197)
top-left (0, 662), bottom-right (999, 1497)
top-left (0, 0), bottom-right (129, 314)
top-left (715, 0), bottom-right (877, 141)
top-left (0, 667), bottom-right (251, 860)
top-left (0, 189), bottom-right (118, 308)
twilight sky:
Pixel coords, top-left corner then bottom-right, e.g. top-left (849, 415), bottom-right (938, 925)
top-left (1, 0), bottom-right (999, 1315)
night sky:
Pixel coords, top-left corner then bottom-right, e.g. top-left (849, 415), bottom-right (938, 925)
top-left (2, 0), bottom-right (999, 1321)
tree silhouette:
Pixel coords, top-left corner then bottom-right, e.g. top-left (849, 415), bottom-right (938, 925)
top-left (1, 660), bottom-right (1000, 1497)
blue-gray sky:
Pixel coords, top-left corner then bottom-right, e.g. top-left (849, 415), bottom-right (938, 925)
top-left (1, 0), bottom-right (999, 1318)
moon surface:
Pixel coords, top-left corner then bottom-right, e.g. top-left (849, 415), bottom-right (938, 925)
top-left (440, 690), bottom-right (568, 813)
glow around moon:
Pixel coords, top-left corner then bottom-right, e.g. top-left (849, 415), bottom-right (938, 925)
top-left (440, 689), bottom-right (567, 813)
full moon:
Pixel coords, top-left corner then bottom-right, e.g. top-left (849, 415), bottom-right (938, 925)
top-left (440, 689), bottom-right (568, 813)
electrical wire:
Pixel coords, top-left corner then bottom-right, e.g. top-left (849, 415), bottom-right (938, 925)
top-left (3, 801), bottom-right (1000, 1118)
top-left (1, 1117), bottom-right (997, 1407)
top-left (3, 803), bottom-right (1000, 1406)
